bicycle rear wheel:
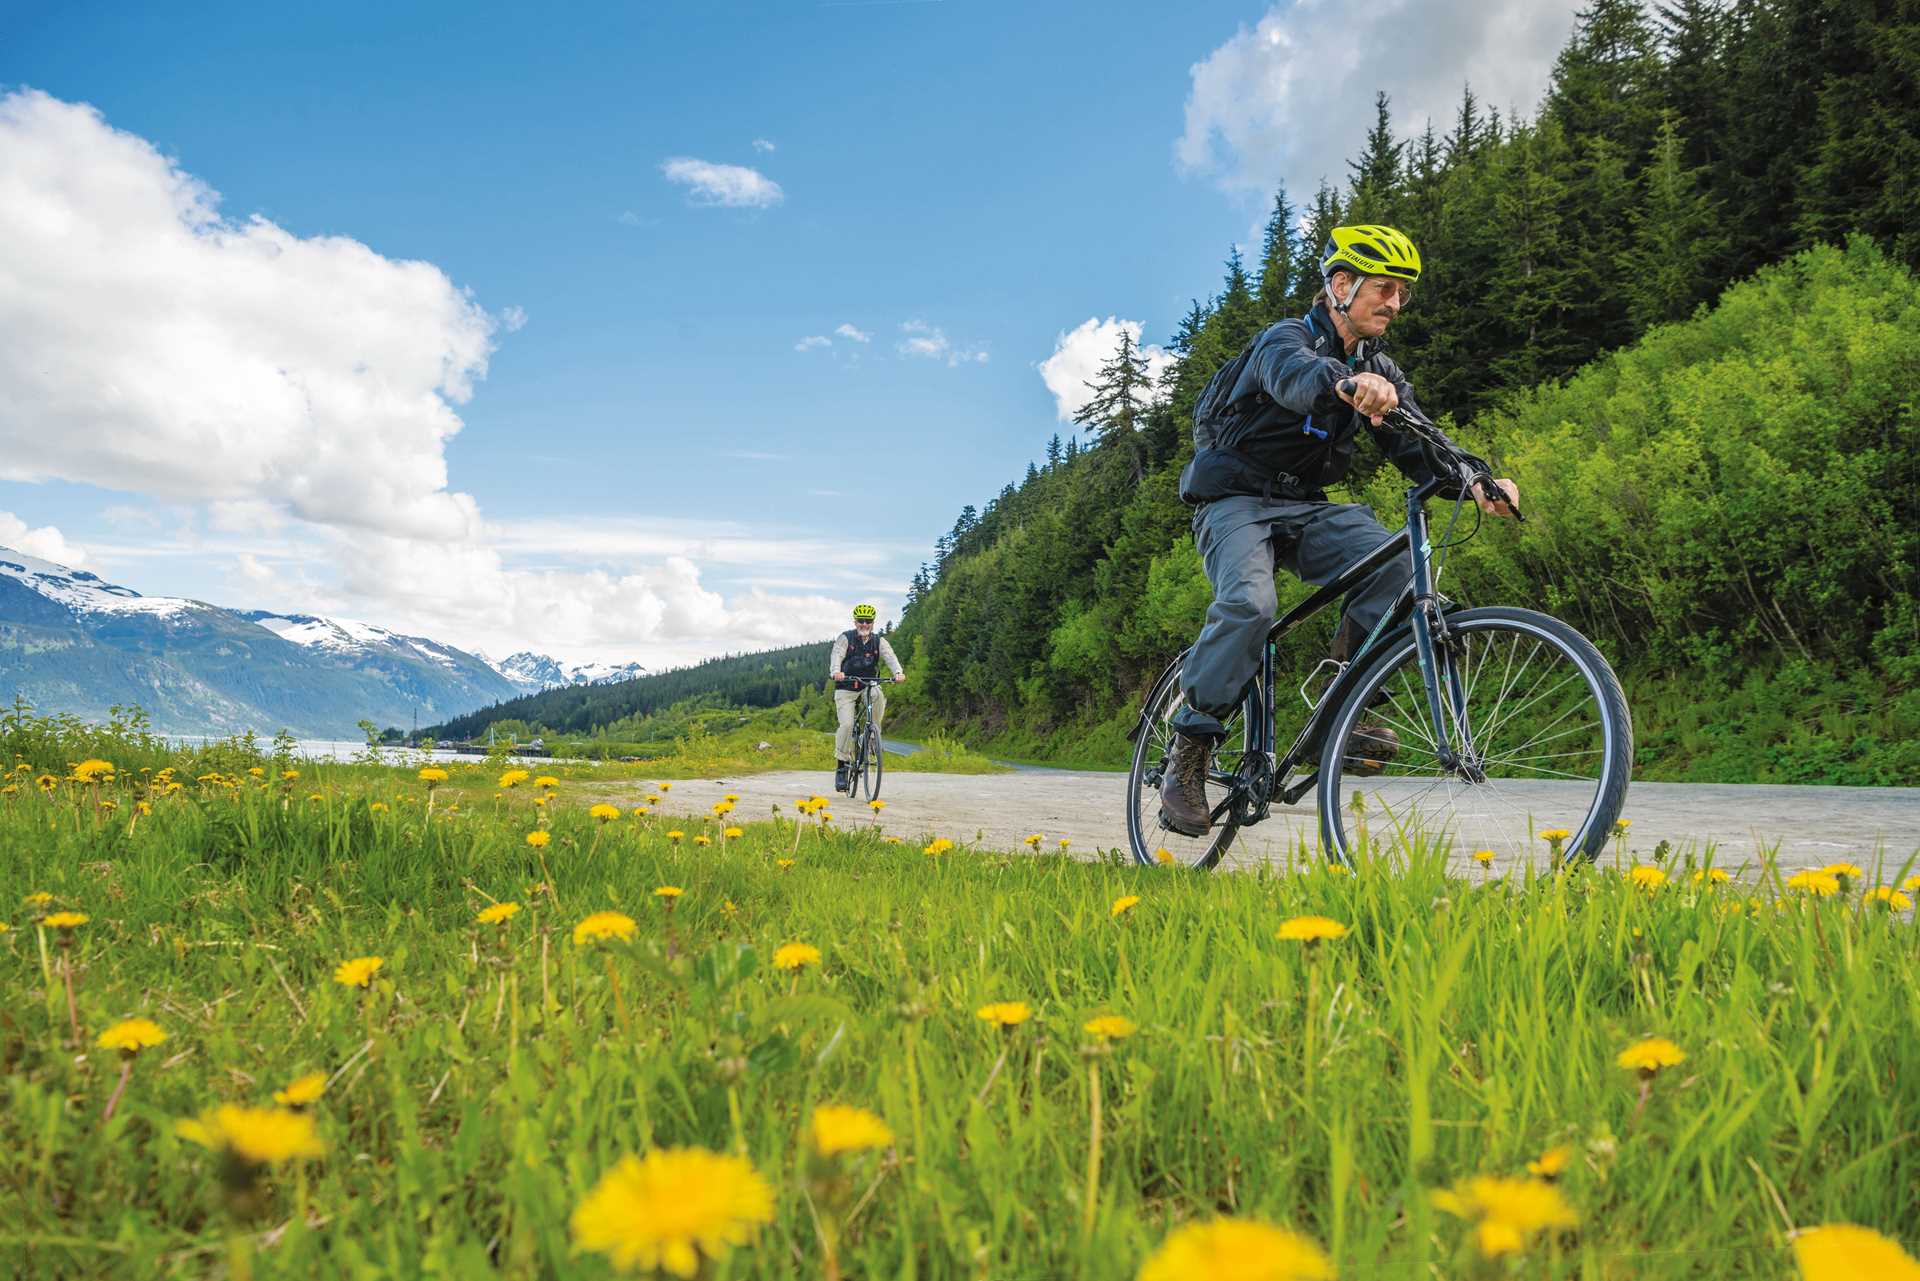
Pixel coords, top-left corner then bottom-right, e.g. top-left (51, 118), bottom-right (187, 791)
top-left (1124, 654), bottom-right (1253, 871)
top-left (1316, 606), bottom-right (1631, 867)
top-left (862, 726), bottom-right (882, 800)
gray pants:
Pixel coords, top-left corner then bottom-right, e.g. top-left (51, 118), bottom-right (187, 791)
top-left (1171, 496), bottom-right (1408, 740)
top-left (835, 687), bottom-right (885, 761)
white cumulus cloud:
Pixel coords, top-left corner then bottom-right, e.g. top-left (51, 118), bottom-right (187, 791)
top-left (0, 511), bottom-right (88, 567)
top-left (1177, 0), bottom-right (1583, 194)
top-left (751, 137), bottom-right (777, 153)
top-left (834, 323), bottom-right (871, 343)
top-left (0, 88), bottom-right (498, 543)
top-left (660, 156), bottom-right (785, 208)
top-left (1037, 317), bottom-right (1175, 422)
top-left (795, 335), bottom-right (831, 352)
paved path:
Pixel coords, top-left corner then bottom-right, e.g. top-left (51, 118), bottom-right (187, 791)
top-left (606, 769), bottom-right (1920, 879)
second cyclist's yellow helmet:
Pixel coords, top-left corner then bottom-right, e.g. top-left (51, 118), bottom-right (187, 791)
top-left (1321, 224), bottom-right (1422, 283)
top-left (851, 603), bottom-right (877, 622)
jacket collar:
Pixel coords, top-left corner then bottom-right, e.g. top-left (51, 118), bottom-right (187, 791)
top-left (1307, 301), bottom-right (1380, 363)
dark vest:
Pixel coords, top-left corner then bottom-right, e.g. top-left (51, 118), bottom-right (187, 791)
top-left (837, 629), bottom-right (880, 690)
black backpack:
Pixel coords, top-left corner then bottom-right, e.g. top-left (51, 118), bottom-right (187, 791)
top-left (1190, 333), bottom-right (1271, 450)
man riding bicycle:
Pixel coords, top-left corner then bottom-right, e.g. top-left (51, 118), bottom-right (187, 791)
top-left (1161, 224), bottom-right (1520, 837)
top-left (830, 603), bottom-right (905, 793)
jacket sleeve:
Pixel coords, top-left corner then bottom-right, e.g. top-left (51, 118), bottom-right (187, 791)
top-left (878, 638), bottom-right (905, 677)
top-left (1363, 356), bottom-right (1486, 497)
top-left (1247, 320), bottom-right (1353, 415)
top-left (828, 634), bottom-right (847, 676)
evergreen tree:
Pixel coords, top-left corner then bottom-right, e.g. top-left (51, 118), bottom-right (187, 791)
top-left (1798, 0), bottom-right (1920, 265)
top-left (1045, 433), bottom-right (1064, 468)
top-left (1487, 120), bottom-right (1581, 390)
top-left (1549, 0), bottom-right (1664, 157)
top-left (1288, 182), bottom-right (1345, 315)
top-left (1072, 325), bottom-right (1157, 481)
top-left (1618, 113), bottom-right (1724, 326)
top-left (1655, 0), bottom-right (1731, 170)
top-left (1256, 186), bottom-right (1299, 311)
top-left (1446, 84), bottom-right (1484, 163)
top-left (1346, 91), bottom-right (1405, 222)
top-left (1024, 460), bottom-right (1041, 485)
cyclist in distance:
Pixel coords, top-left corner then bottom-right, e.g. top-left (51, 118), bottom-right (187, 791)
top-left (1161, 224), bottom-right (1521, 837)
top-left (829, 603), bottom-right (906, 793)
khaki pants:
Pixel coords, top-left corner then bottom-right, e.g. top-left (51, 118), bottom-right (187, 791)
top-left (834, 686), bottom-right (885, 761)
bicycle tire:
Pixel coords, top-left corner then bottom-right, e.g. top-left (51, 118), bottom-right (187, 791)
top-left (862, 726), bottom-right (883, 800)
top-left (1124, 654), bottom-right (1254, 870)
top-left (1316, 606), bottom-right (1631, 867)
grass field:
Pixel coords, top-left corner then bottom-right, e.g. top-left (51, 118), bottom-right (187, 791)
top-left (3, 717), bottom-right (1918, 1279)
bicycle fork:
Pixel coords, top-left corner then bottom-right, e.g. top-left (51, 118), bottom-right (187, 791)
top-left (1404, 500), bottom-right (1482, 780)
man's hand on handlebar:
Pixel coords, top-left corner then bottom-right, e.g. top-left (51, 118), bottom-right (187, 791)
top-left (893, 674), bottom-right (906, 684)
top-left (1472, 477), bottom-right (1521, 519)
top-left (1336, 374), bottom-right (1398, 425)
top-left (830, 671), bottom-right (844, 682)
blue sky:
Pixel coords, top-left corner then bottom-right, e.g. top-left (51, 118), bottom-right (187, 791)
top-left (0, 0), bottom-right (1577, 668)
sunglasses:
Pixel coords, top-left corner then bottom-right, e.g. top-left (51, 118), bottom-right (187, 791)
top-left (1367, 276), bottom-right (1414, 305)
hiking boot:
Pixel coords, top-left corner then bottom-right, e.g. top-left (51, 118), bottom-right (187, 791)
top-left (834, 762), bottom-right (849, 793)
top-left (1157, 732), bottom-right (1214, 837)
top-left (1344, 721), bottom-right (1401, 777)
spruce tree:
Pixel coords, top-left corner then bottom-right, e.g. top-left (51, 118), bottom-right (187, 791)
top-left (1072, 326), bottom-right (1157, 481)
top-left (1256, 186), bottom-right (1299, 313)
top-left (1045, 434), bottom-right (1063, 468)
top-left (1346, 91), bottom-right (1405, 222)
top-left (1618, 113), bottom-right (1724, 326)
top-left (1287, 182), bottom-right (1345, 315)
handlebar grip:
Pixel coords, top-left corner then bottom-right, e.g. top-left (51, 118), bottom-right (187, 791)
top-left (1337, 378), bottom-right (1357, 397)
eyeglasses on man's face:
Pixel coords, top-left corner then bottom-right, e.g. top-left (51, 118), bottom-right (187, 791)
top-left (1367, 276), bottom-right (1414, 305)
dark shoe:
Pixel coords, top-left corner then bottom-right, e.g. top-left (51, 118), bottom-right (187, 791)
top-left (1157, 732), bottom-right (1214, 837)
top-left (1344, 720), bottom-right (1401, 776)
top-left (834, 762), bottom-right (849, 793)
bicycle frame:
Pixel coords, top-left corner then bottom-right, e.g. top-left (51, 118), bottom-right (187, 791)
top-left (1130, 468), bottom-right (1476, 827)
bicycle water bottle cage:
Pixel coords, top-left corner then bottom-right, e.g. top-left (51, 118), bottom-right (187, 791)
top-left (1300, 658), bottom-right (1345, 710)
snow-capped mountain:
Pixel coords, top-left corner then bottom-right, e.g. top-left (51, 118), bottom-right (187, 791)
top-left (0, 546), bottom-right (633, 737)
top-left (481, 650), bottom-right (647, 693)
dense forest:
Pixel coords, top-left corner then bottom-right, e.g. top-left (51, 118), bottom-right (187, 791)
top-left (880, 0), bottom-right (1920, 782)
top-left (429, 641), bottom-right (832, 740)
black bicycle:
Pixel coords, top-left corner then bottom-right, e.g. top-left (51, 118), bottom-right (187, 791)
top-left (1125, 394), bottom-right (1631, 871)
top-left (840, 676), bottom-right (888, 801)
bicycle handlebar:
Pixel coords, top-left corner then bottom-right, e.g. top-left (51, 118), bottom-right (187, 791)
top-left (835, 675), bottom-right (898, 687)
top-left (1336, 379), bottom-right (1522, 520)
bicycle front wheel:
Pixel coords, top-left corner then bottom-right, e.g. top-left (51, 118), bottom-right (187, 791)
top-left (1316, 607), bottom-right (1631, 867)
top-left (862, 726), bottom-right (883, 800)
top-left (1124, 653), bottom-right (1253, 871)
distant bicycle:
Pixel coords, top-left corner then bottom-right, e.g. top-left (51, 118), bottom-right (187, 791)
top-left (1125, 391), bottom-right (1632, 871)
top-left (840, 676), bottom-right (886, 801)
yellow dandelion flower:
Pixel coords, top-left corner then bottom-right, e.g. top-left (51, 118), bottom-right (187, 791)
top-left (667, 830), bottom-right (685, 842)
top-left (533, 795), bottom-right (550, 808)
top-left (1083, 1015), bottom-right (1137, 1041)
top-left (24, 891), bottom-right (52, 906)
top-left (369, 801), bottom-right (389, 813)
top-left (499, 769), bottom-right (530, 788)
top-left (1867, 886), bottom-right (1914, 911)
top-left (590, 803), bottom-right (621, 822)
top-left (1111, 894), bottom-right (1141, 918)
top-left (417, 767), bottom-right (449, 784)
top-left (1058, 838), bottom-right (1071, 850)
top-left (280, 770), bottom-right (299, 782)
top-left (1023, 834), bottom-right (1043, 848)
top-left (573, 911), bottom-right (638, 946)
top-left (1526, 1145), bottom-right (1572, 1180)
top-left (657, 782), bottom-right (673, 792)
top-left (1473, 849), bottom-right (1495, 865)
top-left (883, 836), bottom-right (903, 845)
top-left (646, 793), bottom-right (662, 805)
top-left (534, 775), bottom-right (559, 789)
top-left (722, 899), bottom-right (738, 917)
top-left (976, 1001), bottom-right (1031, 1028)
top-left (43, 910), bottom-right (88, 930)
top-left (923, 837), bottom-right (955, 856)
top-left (72, 759), bottom-right (115, 782)
top-left (1692, 868), bottom-right (1731, 885)
top-left (693, 835), bottom-right (712, 846)
top-left (96, 1017), bottom-right (167, 1055)
top-left (1904, 874), bottom-right (1920, 893)
top-left (1325, 861), bottom-right (1350, 876)
top-left (1791, 1223), bottom-right (1920, 1281)
top-left (176, 1104), bottom-right (325, 1166)
top-left (632, 806), bottom-right (650, 817)
top-left (775, 858), bottom-right (795, 870)
top-left (723, 793), bottom-right (739, 802)
top-left (525, 830), bottom-right (551, 848)
top-left (1786, 869), bottom-right (1840, 897)
top-left (476, 902), bottom-right (521, 925)
top-left (36, 774), bottom-right (58, 792)
top-left (723, 826), bottom-right (744, 838)
top-left (332, 956), bottom-right (384, 988)
top-left (1138, 1217), bottom-right (1334, 1281)
top-left (570, 1146), bottom-right (773, 1278)
top-left (868, 799), bottom-right (885, 811)
top-left (653, 886), bottom-right (684, 899)
top-left (273, 1072), bottom-right (328, 1107)
top-left (1277, 916), bottom-right (1349, 943)
top-left (711, 801), bottom-right (734, 817)
top-left (247, 767), bottom-right (265, 778)
top-left (1628, 865), bottom-right (1667, 890)
top-left (773, 942), bottom-right (821, 971)
top-left (1613, 817), bottom-right (1631, 832)
top-left (1154, 847), bottom-right (1174, 865)
top-left (809, 1104), bottom-right (895, 1156)
top-left (1537, 828), bottom-right (1571, 841)
top-left (1431, 1175), bottom-right (1578, 1257)
top-left (1616, 1036), bottom-right (1685, 1077)
top-left (1820, 862), bottom-right (1864, 881)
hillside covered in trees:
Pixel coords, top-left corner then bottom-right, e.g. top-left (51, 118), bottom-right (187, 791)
top-left (429, 641), bottom-right (832, 740)
top-left (882, 0), bottom-right (1920, 783)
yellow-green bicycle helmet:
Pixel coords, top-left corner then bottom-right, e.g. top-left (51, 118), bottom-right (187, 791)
top-left (1320, 224), bottom-right (1422, 284)
top-left (851, 603), bottom-right (877, 622)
